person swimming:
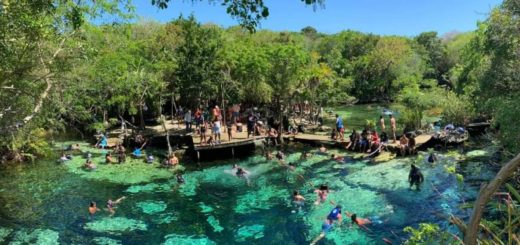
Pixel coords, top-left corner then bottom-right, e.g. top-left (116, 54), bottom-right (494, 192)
top-left (310, 219), bottom-right (334, 245)
top-left (318, 144), bottom-right (327, 153)
top-left (408, 164), bottom-right (424, 190)
top-left (314, 185), bottom-right (330, 205)
top-left (293, 190), bottom-right (305, 208)
top-left (83, 159), bottom-right (96, 170)
top-left (276, 151), bottom-right (285, 161)
top-left (107, 196), bottom-right (126, 216)
top-left (427, 152), bottom-right (438, 163)
top-left (176, 173), bottom-right (185, 184)
top-left (88, 201), bottom-right (100, 218)
top-left (146, 154), bottom-right (154, 164)
top-left (327, 205), bottom-right (343, 224)
top-left (351, 213), bottom-right (372, 226)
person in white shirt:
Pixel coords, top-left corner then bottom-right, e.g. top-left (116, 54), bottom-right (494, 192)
top-left (184, 110), bottom-right (192, 132)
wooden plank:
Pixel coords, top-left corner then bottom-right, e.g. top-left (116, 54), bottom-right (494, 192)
top-left (193, 136), bottom-right (266, 151)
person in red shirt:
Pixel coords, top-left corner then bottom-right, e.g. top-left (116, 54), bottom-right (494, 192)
top-left (368, 131), bottom-right (380, 153)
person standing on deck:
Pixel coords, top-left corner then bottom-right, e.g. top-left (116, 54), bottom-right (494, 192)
top-left (335, 114), bottom-right (345, 141)
top-left (247, 113), bottom-right (256, 139)
top-left (390, 114), bottom-right (397, 143)
top-left (212, 105), bottom-right (221, 121)
top-left (184, 110), bottom-right (192, 132)
top-left (380, 115), bottom-right (386, 133)
top-left (232, 103), bottom-right (241, 124)
top-left (194, 108), bottom-right (202, 133)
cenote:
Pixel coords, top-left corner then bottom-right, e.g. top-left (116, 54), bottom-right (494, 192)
top-left (0, 141), bottom-right (499, 244)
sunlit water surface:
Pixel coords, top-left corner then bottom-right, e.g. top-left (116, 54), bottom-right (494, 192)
top-left (0, 141), bottom-right (497, 244)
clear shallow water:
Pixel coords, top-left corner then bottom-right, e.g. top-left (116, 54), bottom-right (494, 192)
top-left (0, 142), bottom-right (497, 244)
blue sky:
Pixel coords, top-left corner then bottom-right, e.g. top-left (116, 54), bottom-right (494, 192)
top-left (132, 0), bottom-right (502, 36)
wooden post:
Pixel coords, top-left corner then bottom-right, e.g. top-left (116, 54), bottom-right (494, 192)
top-left (231, 147), bottom-right (235, 159)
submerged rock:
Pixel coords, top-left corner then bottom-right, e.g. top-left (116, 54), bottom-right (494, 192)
top-left (10, 228), bottom-right (59, 245)
top-left (93, 237), bottom-right (122, 245)
top-left (84, 217), bottom-right (147, 234)
top-left (136, 201), bottom-right (167, 215)
top-left (235, 224), bottom-right (265, 242)
top-left (206, 216), bottom-right (224, 233)
top-left (163, 234), bottom-right (216, 245)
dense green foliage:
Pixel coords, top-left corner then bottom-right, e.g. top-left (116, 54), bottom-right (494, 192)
top-left (3, 0), bottom-right (517, 160)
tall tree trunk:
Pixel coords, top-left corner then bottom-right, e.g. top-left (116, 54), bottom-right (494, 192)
top-left (161, 115), bottom-right (172, 156)
top-left (139, 103), bottom-right (145, 130)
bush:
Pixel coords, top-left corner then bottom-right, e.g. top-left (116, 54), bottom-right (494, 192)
top-left (404, 223), bottom-right (459, 245)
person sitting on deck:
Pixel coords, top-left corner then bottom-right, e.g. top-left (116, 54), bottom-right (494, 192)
top-left (399, 134), bottom-right (409, 156)
top-left (267, 127), bottom-right (279, 145)
top-left (105, 152), bottom-right (115, 164)
top-left (409, 164), bottom-right (424, 190)
top-left (206, 135), bottom-right (215, 146)
top-left (146, 154), bottom-right (154, 164)
top-left (368, 131), bottom-right (380, 153)
top-left (345, 130), bottom-right (357, 151)
top-left (407, 134), bottom-right (416, 155)
top-left (83, 159), bottom-right (96, 170)
top-left (359, 130), bottom-right (369, 152)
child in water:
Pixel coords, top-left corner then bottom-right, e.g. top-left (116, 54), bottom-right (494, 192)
top-left (107, 196), bottom-right (126, 216)
top-left (293, 190), bottom-right (305, 210)
top-left (88, 201), bottom-right (100, 218)
top-left (314, 185), bottom-right (330, 205)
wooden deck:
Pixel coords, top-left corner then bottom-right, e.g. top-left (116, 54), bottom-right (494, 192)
top-left (192, 129), bottom-right (266, 151)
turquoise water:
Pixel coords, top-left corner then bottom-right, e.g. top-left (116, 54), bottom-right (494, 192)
top-left (0, 142), bottom-right (497, 244)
